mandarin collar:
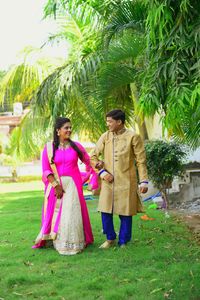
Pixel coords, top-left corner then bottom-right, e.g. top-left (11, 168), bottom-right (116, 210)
top-left (113, 128), bottom-right (126, 136)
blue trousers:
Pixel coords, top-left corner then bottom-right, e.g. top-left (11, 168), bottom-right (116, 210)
top-left (101, 212), bottom-right (132, 245)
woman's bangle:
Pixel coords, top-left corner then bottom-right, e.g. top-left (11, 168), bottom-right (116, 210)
top-left (51, 180), bottom-right (59, 188)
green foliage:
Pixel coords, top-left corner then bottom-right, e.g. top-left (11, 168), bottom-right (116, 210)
top-left (32, 1), bottom-right (141, 143)
top-left (32, 0), bottom-right (146, 144)
top-left (103, 0), bottom-right (146, 46)
top-left (0, 48), bottom-right (64, 161)
top-left (0, 47), bottom-right (61, 105)
top-left (44, 0), bottom-right (123, 20)
top-left (2, 0), bottom-right (200, 162)
top-left (5, 112), bottom-right (52, 161)
top-left (0, 69), bottom-right (6, 80)
top-left (145, 140), bottom-right (187, 191)
top-left (138, 0), bottom-right (200, 148)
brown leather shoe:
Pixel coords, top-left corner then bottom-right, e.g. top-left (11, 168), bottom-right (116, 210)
top-left (99, 240), bottom-right (116, 249)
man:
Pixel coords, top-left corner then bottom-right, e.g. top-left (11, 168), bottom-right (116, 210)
top-left (90, 109), bottom-right (148, 248)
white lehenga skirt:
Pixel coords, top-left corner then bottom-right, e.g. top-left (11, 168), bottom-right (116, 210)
top-left (53, 176), bottom-right (85, 255)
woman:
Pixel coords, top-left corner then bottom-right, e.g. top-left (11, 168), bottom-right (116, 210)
top-left (32, 117), bottom-right (94, 255)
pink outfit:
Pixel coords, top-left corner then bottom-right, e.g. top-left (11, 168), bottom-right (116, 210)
top-left (80, 169), bottom-right (99, 190)
top-left (89, 169), bottom-right (99, 190)
top-left (33, 142), bottom-right (94, 248)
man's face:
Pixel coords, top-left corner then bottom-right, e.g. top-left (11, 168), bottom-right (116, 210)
top-left (106, 117), bottom-right (122, 132)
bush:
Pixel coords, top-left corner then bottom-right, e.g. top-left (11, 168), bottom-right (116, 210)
top-left (145, 140), bottom-right (187, 207)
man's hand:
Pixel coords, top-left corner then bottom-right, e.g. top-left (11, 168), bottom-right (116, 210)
top-left (103, 174), bottom-right (114, 183)
top-left (139, 186), bottom-right (148, 194)
top-left (55, 185), bottom-right (65, 199)
top-left (95, 161), bottom-right (104, 170)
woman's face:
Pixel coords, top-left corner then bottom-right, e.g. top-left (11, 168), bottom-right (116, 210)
top-left (57, 122), bottom-right (72, 140)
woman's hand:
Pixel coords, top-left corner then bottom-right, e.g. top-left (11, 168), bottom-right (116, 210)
top-left (55, 185), bottom-right (65, 199)
top-left (95, 161), bottom-right (104, 170)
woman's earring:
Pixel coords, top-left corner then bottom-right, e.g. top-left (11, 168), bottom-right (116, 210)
top-left (57, 132), bottom-right (60, 136)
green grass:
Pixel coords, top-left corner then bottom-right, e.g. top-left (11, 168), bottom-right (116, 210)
top-left (0, 190), bottom-right (200, 300)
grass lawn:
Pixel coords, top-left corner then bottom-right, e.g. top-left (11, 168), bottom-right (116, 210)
top-left (0, 188), bottom-right (200, 300)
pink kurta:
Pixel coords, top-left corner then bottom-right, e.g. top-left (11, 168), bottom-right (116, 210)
top-left (33, 142), bottom-right (94, 248)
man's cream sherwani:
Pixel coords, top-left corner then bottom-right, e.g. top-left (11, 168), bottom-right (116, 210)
top-left (90, 129), bottom-right (148, 216)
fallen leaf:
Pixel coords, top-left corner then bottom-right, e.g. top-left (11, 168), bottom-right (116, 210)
top-left (120, 279), bottom-right (131, 283)
top-left (164, 293), bottom-right (170, 298)
top-left (12, 292), bottom-right (23, 296)
top-left (26, 292), bottom-right (33, 295)
top-left (150, 288), bottom-right (163, 294)
top-left (164, 289), bottom-right (173, 298)
top-left (135, 278), bottom-right (143, 282)
top-left (149, 278), bottom-right (158, 282)
top-left (23, 261), bottom-right (33, 267)
top-left (190, 270), bottom-right (194, 278)
top-left (146, 238), bottom-right (155, 245)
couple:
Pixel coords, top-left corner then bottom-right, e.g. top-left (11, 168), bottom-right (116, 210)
top-left (33, 109), bottom-right (148, 255)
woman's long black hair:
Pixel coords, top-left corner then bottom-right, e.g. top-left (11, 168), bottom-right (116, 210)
top-left (51, 117), bottom-right (83, 164)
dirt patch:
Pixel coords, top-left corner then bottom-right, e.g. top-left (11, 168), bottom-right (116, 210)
top-left (171, 209), bottom-right (200, 242)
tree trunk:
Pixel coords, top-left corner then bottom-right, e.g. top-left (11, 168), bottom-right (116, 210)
top-left (161, 189), bottom-right (169, 209)
top-left (130, 83), bottom-right (149, 140)
top-left (11, 167), bottom-right (18, 182)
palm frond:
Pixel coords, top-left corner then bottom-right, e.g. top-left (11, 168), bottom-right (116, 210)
top-left (0, 48), bottom-right (60, 105)
top-left (89, 33), bottom-right (144, 101)
top-left (103, 0), bottom-right (146, 46)
top-left (6, 111), bottom-right (52, 161)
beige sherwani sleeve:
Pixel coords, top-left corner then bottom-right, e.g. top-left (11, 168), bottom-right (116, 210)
top-left (132, 134), bottom-right (148, 183)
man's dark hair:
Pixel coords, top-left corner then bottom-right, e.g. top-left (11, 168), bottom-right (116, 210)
top-left (106, 109), bottom-right (125, 124)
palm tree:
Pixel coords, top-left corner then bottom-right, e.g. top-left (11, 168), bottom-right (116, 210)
top-left (34, 1), bottom-right (105, 139)
top-left (91, 0), bottom-right (200, 148)
top-left (5, 112), bottom-right (52, 161)
top-left (33, 0), bottom-right (147, 141)
top-left (0, 47), bottom-right (63, 160)
top-left (0, 46), bottom-right (60, 106)
top-left (4, 0), bottom-right (200, 161)
top-left (1, 0), bottom-right (145, 155)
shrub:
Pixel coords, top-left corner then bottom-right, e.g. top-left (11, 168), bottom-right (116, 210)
top-left (145, 140), bottom-right (187, 207)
